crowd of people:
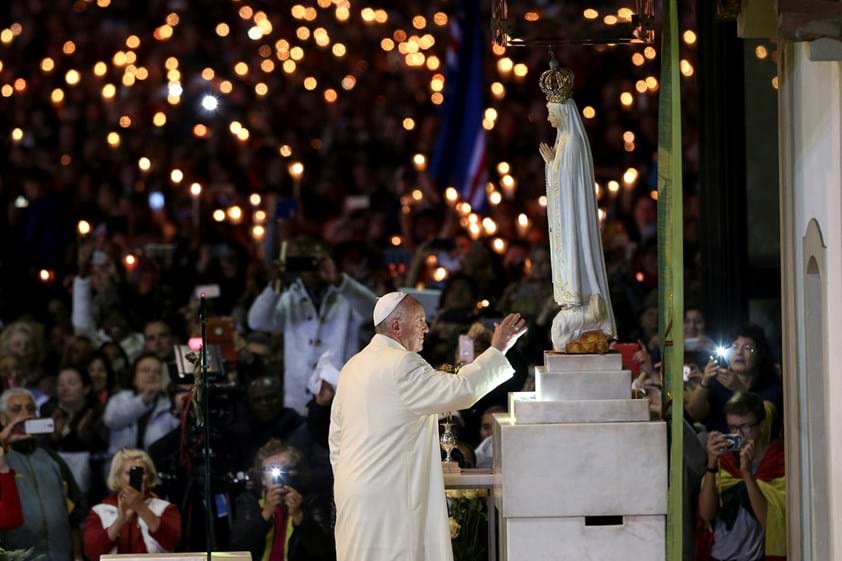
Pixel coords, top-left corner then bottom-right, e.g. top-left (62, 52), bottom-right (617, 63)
top-left (0, 1), bottom-right (785, 561)
top-left (0, 230), bottom-right (787, 561)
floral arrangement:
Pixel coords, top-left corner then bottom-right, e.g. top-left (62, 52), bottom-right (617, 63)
top-left (446, 488), bottom-right (488, 561)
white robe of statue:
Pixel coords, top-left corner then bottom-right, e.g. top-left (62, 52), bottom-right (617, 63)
top-left (329, 334), bottom-right (513, 561)
top-left (542, 99), bottom-right (617, 349)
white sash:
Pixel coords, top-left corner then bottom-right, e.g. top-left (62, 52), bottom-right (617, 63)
top-left (92, 497), bottom-right (171, 554)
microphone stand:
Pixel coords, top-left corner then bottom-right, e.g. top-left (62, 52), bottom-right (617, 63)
top-left (199, 295), bottom-right (214, 561)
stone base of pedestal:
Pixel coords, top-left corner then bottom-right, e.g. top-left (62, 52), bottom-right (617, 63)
top-left (500, 515), bottom-right (665, 561)
top-left (508, 392), bottom-right (650, 424)
top-left (535, 366), bottom-right (632, 401)
top-left (495, 351), bottom-right (666, 561)
top-left (493, 414), bottom-right (667, 517)
top-left (543, 351), bottom-right (624, 371)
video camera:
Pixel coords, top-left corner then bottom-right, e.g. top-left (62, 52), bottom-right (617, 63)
top-left (170, 344), bottom-right (225, 384)
top-left (166, 343), bottom-right (243, 464)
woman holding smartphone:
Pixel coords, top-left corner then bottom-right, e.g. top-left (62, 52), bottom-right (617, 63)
top-left (686, 324), bottom-right (783, 436)
top-left (84, 448), bottom-right (181, 558)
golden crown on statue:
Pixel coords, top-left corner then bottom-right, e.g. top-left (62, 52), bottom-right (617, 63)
top-left (539, 57), bottom-right (574, 103)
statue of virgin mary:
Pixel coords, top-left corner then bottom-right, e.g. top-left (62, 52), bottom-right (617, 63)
top-left (538, 59), bottom-right (616, 351)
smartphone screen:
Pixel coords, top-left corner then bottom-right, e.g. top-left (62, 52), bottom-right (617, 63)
top-left (24, 418), bottom-right (54, 435)
top-left (458, 335), bottom-right (474, 363)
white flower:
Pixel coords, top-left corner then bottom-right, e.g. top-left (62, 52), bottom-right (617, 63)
top-left (446, 489), bottom-right (464, 499)
top-left (449, 516), bottom-right (461, 539)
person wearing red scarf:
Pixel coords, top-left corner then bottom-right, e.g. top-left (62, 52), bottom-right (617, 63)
top-left (84, 449), bottom-right (181, 559)
top-left (698, 392), bottom-right (786, 561)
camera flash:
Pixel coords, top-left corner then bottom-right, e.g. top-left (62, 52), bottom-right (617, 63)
top-left (715, 346), bottom-right (728, 358)
top-left (271, 467), bottom-right (281, 478)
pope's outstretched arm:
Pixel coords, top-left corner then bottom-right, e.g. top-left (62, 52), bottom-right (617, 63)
top-left (395, 313), bottom-right (527, 416)
top-left (394, 349), bottom-right (513, 415)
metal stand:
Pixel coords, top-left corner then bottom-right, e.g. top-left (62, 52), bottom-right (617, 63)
top-left (199, 295), bottom-right (214, 561)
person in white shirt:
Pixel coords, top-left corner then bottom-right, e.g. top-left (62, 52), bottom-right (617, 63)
top-left (247, 238), bottom-right (376, 414)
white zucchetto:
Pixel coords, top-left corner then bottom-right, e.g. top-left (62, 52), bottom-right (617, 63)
top-left (373, 291), bottom-right (408, 326)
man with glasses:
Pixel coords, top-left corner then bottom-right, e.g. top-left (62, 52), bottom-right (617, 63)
top-left (698, 392), bottom-right (786, 561)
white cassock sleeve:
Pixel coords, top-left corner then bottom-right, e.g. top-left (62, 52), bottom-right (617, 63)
top-left (328, 390), bottom-right (342, 470)
top-left (394, 347), bottom-right (514, 416)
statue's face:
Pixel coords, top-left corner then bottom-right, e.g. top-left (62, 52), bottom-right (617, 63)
top-left (546, 102), bottom-right (561, 128)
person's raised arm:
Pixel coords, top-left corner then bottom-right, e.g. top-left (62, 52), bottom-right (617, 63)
top-left (317, 255), bottom-right (377, 320)
top-left (103, 391), bottom-right (153, 430)
top-left (395, 314), bottom-right (526, 415)
top-left (247, 284), bottom-right (284, 333)
top-left (72, 242), bottom-right (98, 340)
top-left (699, 432), bottom-right (725, 525)
top-left (687, 359), bottom-right (719, 421)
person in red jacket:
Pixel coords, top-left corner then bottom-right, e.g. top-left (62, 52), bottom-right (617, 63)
top-left (84, 448), bottom-right (181, 559)
top-left (0, 417), bottom-right (24, 530)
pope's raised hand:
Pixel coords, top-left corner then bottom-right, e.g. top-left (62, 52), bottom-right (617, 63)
top-left (491, 313), bottom-right (527, 354)
top-left (538, 142), bottom-right (554, 164)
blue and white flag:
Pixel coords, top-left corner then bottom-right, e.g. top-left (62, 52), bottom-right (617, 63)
top-left (429, 0), bottom-right (487, 213)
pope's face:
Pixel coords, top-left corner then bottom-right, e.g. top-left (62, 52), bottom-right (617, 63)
top-left (399, 301), bottom-right (429, 353)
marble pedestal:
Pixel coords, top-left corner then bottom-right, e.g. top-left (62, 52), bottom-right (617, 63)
top-left (494, 352), bottom-right (667, 561)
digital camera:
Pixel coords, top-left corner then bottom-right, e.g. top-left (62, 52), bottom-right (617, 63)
top-left (268, 465), bottom-right (298, 488)
top-left (722, 433), bottom-right (744, 452)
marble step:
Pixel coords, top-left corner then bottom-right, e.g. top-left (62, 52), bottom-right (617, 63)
top-left (535, 366), bottom-right (631, 401)
top-left (493, 414), bottom-right (667, 518)
top-left (508, 392), bottom-right (650, 424)
top-left (501, 515), bottom-right (665, 561)
top-left (543, 351), bottom-right (623, 372)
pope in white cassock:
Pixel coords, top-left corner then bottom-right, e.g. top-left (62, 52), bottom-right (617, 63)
top-left (329, 292), bottom-right (526, 561)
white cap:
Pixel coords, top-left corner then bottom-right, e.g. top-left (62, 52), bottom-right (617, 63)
top-left (373, 291), bottom-right (408, 326)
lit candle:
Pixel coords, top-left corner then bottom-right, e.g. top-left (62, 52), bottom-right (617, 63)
top-left (288, 162), bottom-right (304, 199)
top-left (517, 213), bottom-right (530, 237)
top-left (77, 220), bottom-right (91, 237)
top-left (190, 183), bottom-right (202, 230)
